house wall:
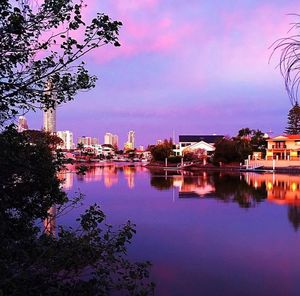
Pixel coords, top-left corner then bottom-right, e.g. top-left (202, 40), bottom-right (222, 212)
top-left (267, 139), bottom-right (300, 150)
top-left (266, 138), bottom-right (300, 160)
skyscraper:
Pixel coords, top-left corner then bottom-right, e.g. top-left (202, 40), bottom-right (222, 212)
top-left (78, 136), bottom-right (98, 146)
top-left (43, 81), bottom-right (56, 133)
top-left (104, 132), bottom-right (119, 148)
top-left (112, 134), bottom-right (119, 148)
top-left (57, 130), bottom-right (74, 150)
top-left (17, 116), bottom-right (28, 132)
top-left (43, 108), bottom-right (56, 133)
top-left (124, 130), bottom-right (135, 150)
top-left (78, 136), bottom-right (91, 146)
top-left (128, 130), bottom-right (135, 149)
top-left (104, 133), bottom-right (113, 145)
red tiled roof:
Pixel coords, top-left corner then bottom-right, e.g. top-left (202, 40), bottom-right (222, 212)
top-left (286, 135), bottom-right (300, 139)
top-left (268, 135), bottom-right (300, 140)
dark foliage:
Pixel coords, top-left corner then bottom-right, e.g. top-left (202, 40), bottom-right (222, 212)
top-left (271, 15), bottom-right (300, 105)
top-left (0, 0), bottom-right (122, 124)
top-left (149, 139), bottom-right (173, 162)
top-left (0, 127), bottom-right (154, 295)
top-left (0, 1), bottom-right (154, 294)
top-left (213, 128), bottom-right (267, 164)
top-left (285, 102), bottom-right (300, 134)
top-left (288, 205), bottom-right (300, 231)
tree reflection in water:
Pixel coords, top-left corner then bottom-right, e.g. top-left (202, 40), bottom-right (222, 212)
top-left (288, 206), bottom-right (300, 231)
top-left (150, 172), bottom-right (174, 190)
top-left (211, 173), bottom-right (267, 208)
top-left (62, 165), bottom-right (300, 231)
top-left (149, 170), bottom-right (300, 231)
top-left (149, 171), bottom-right (267, 208)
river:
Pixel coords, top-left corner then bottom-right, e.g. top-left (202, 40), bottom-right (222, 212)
top-left (58, 163), bottom-right (300, 296)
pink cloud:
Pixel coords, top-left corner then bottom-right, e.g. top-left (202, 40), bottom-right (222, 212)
top-left (216, 4), bottom-right (296, 80)
top-left (165, 3), bottom-right (300, 89)
top-left (114, 0), bottom-right (160, 12)
top-left (84, 2), bottom-right (195, 63)
top-left (79, 0), bottom-right (300, 93)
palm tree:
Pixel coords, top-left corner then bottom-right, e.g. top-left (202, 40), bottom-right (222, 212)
top-left (272, 15), bottom-right (300, 105)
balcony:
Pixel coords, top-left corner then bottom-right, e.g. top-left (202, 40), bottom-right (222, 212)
top-left (272, 145), bottom-right (287, 149)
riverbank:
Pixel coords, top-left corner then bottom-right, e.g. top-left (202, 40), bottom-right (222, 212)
top-left (145, 161), bottom-right (300, 173)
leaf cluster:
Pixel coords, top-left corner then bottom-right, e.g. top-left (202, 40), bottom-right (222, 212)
top-left (0, 0), bottom-right (122, 123)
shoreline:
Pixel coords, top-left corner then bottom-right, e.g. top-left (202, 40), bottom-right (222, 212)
top-left (145, 162), bottom-right (300, 174)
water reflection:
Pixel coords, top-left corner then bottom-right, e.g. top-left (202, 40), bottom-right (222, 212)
top-left (150, 172), bottom-right (266, 207)
top-left (61, 164), bottom-right (149, 190)
top-left (288, 206), bottom-right (300, 231)
top-left (59, 165), bottom-right (300, 231)
top-left (150, 171), bottom-right (300, 207)
top-left (58, 170), bottom-right (74, 190)
top-left (44, 206), bottom-right (56, 236)
top-left (58, 165), bottom-right (300, 294)
top-left (60, 166), bottom-right (300, 209)
top-left (149, 170), bottom-right (300, 231)
top-left (244, 173), bottom-right (300, 205)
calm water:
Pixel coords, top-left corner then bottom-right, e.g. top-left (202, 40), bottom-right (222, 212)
top-left (59, 164), bottom-right (300, 296)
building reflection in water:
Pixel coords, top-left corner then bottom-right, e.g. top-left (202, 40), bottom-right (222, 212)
top-left (123, 166), bottom-right (136, 189)
top-left (244, 173), bottom-right (300, 231)
top-left (149, 170), bottom-right (300, 230)
top-left (44, 206), bottom-right (56, 236)
top-left (149, 171), bottom-right (266, 208)
top-left (58, 170), bottom-right (74, 190)
top-left (150, 171), bottom-right (300, 206)
top-left (244, 173), bottom-right (300, 205)
top-left (173, 171), bottom-right (214, 197)
top-left (62, 164), bottom-right (148, 190)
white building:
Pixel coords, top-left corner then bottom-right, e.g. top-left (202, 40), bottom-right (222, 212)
top-left (104, 132), bottom-right (118, 148)
top-left (174, 135), bottom-right (224, 156)
top-left (57, 131), bottom-right (74, 150)
top-left (18, 116), bottom-right (28, 132)
top-left (92, 144), bottom-right (115, 156)
top-left (78, 136), bottom-right (98, 146)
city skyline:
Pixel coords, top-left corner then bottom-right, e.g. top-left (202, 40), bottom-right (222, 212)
top-left (26, 0), bottom-right (300, 145)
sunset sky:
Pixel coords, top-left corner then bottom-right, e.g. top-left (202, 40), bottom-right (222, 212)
top-left (28, 0), bottom-right (300, 146)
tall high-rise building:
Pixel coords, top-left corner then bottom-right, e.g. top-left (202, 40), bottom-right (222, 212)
top-left (91, 137), bottom-right (98, 145)
top-left (124, 130), bottom-right (135, 150)
top-left (78, 136), bottom-right (91, 146)
top-left (57, 130), bottom-right (74, 150)
top-left (112, 134), bottom-right (118, 148)
top-left (128, 130), bottom-right (135, 146)
top-left (78, 136), bottom-right (98, 146)
top-left (43, 108), bottom-right (56, 133)
top-left (104, 133), bottom-right (112, 145)
top-left (104, 132), bottom-right (118, 148)
top-left (18, 116), bottom-right (28, 132)
top-left (43, 81), bottom-right (56, 133)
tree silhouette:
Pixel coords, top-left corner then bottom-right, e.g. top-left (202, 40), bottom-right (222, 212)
top-left (285, 102), bottom-right (300, 134)
top-left (288, 205), bottom-right (300, 231)
top-left (272, 14), bottom-right (300, 105)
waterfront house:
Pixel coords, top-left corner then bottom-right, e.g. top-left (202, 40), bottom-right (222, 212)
top-left (174, 135), bottom-right (224, 156)
top-left (266, 135), bottom-right (300, 160)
